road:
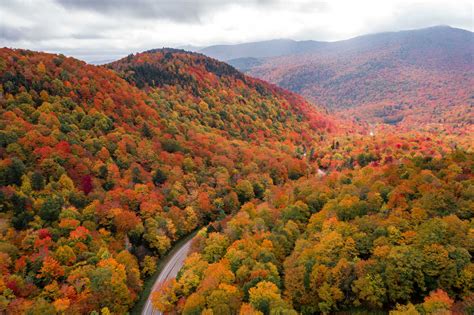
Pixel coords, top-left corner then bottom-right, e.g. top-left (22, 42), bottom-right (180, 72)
top-left (142, 237), bottom-right (194, 315)
top-left (141, 167), bottom-right (325, 314)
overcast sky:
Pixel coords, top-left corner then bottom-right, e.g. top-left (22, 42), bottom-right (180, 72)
top-left (0, 0), bottom-right (472, 62)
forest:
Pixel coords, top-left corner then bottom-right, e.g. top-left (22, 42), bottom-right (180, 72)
top-left (244, 26), bottom-right (474, 128)
top-left (154, 148), bottom-right (473, 314)
top-left (0, 47), bottom-right (472, 314)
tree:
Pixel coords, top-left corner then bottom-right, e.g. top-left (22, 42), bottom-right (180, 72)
top-left (203, 233), bottom-right (230, 263)
top-left (224, 192), bottom-right (240, 213)
top-left (39, 195), bottom-right (63, 223)
top-left (352, 273), bottom-right (387, 308)
top-left (88, 258), bottom-right (133, 313)
top-left (0, 157), bottom-right (25, 186)
top-left (53, 298), bottom-right (70, 313)
top-left (81, 175), bottom-right (93, 195)
top-left (336, 195), bottom-right (367, 221)
top-left (282, 201), bottom-right (310, 223)
top-left (54, 245), bottom-right (76, 265)
top-left (58, 174), bottom-right (75, 192)
top-left (37, 62), bottom-right (46, 73)
top-left (31, 171), bottom-right (45, 191)
top-left (114, 209), bottom-right (141, 234)
top-left (206, 283), bottom-right (242, 314)
top-left (141, 256), bottom-right (157, 277)
top-left (422, 289), bottom-right (454, 314)
top-left (252, 182), bottom-right (265, 199)
top-left (249, 281), bottom-right (288, 315)
top-left (235, 180), bottom-right (255, 204)
top-left (385, 246), bottom-right (424, 303)
top-left (38, 257), bottom-right (65, 281)
top-left (239, 303), bottom-right (263, 315)
top-left (132, 167), bottom-right (143, 184)
top-left (116, 250), bottom-right (143, 293)
top-left (152, 279), bottom-right (179, 313)
top-left (141, 123), bottom-right (153, 138)
top-left (153, 168), bottom-right (167, 186)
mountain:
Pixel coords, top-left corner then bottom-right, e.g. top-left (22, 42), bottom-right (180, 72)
top-left (0, 47), bottom-right (333, 313)
top-left (199, 39), bottom-right (325, 61)
top-left (141, 44), bottom-right (474, 315)
top-left (201, 26), bottom-right (474, 126)
top-left (1, 45), bottom-right (472, 315)
top-left (225, 57), bottom-right (263, 72)
top-left (107, 48), bottom-right (334, 135)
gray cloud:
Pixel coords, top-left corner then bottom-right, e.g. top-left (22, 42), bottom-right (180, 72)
top-left (0, 23), bottom-right (62, 41)
top-left (70, 32), bottom-right (107, 40)
top-left (0, 0), bottom-right (471, 62)
top-left (54, 0), bottom-right (278, 23)
top-left (0, 25), bottom-right (24, 41)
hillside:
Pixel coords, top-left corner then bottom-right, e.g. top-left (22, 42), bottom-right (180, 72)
top-left (107, 48), bottom-right (333, 136)
top-left (1, 46), bottom-right (472, 315)
top-left (155, 142), bottom-right (474, 314)
top-left (0, 47), bottom-right (334, 313)
top-left (205, 26), bottom-right (474, 126)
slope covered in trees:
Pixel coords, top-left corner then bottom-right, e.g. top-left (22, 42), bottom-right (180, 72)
top-left (221, 26), bottom-right (474, 126)
top-left (154, 132), bottom-right (474, 314)
top-left (1, 46), bottom-right (472, 315)
top-left (0, 48), bottom-right (334, 313)
top-left (108, 48), bottom-right (333, 135)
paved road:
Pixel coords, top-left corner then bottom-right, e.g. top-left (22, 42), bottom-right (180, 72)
top-left (142, 238), bottom-right (194, 315)
top-left (141, 167), bottom-right (325, 314)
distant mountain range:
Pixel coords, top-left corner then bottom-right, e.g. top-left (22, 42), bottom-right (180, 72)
top-left (196, 26), bottom-right (474, 125)
top-left (199, 39), bottom-right (326, 61)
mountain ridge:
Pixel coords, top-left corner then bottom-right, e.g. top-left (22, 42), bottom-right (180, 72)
top-left (197, 26), bottom-right (473, 126)
top-left (198, 25), bottom-right (471, 61)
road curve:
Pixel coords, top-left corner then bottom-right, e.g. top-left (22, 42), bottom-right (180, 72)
top-left (142, 237), bottom-right (194, 315)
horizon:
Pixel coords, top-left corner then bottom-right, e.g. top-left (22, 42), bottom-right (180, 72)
top-left (1, 0), bottom-right (472, 62)
top-left (2, 24), bottom-right (471, 64)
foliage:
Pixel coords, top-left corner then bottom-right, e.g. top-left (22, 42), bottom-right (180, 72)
top-left (155, 149), bottom-right (473, 314)
top-left (0, 47), bottom-right (332, 313)
top-left (246, 27), bottom-right (474, 127)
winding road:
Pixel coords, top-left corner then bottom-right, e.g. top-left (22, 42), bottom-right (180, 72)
top-left (141, 168), bottom-right (327, 314)
top-left (142, 237), bottom-right (194, 315)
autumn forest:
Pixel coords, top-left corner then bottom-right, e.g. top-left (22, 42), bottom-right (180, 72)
top-left (0, 24), bottom-right (473, 315)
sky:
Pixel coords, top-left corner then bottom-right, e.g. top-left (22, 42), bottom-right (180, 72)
top-left (0, 0), bottom-right (472, 62)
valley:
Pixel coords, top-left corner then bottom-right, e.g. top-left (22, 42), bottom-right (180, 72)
top-left (0, 26), bottom-right (473, 315)
top-left (200, 26), bottom-right (474, 127)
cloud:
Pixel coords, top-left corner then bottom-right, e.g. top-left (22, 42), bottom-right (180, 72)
top-left (0, 0), bottom-right (472, 62)
top-left (390, 1), bottom-right (473, 30)
top-left (71, 32), bottom-right (107, 40)
top-left (0, 25), bottom-right (24, 41)
top-left (54, 0), bottom-right (282, 23)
